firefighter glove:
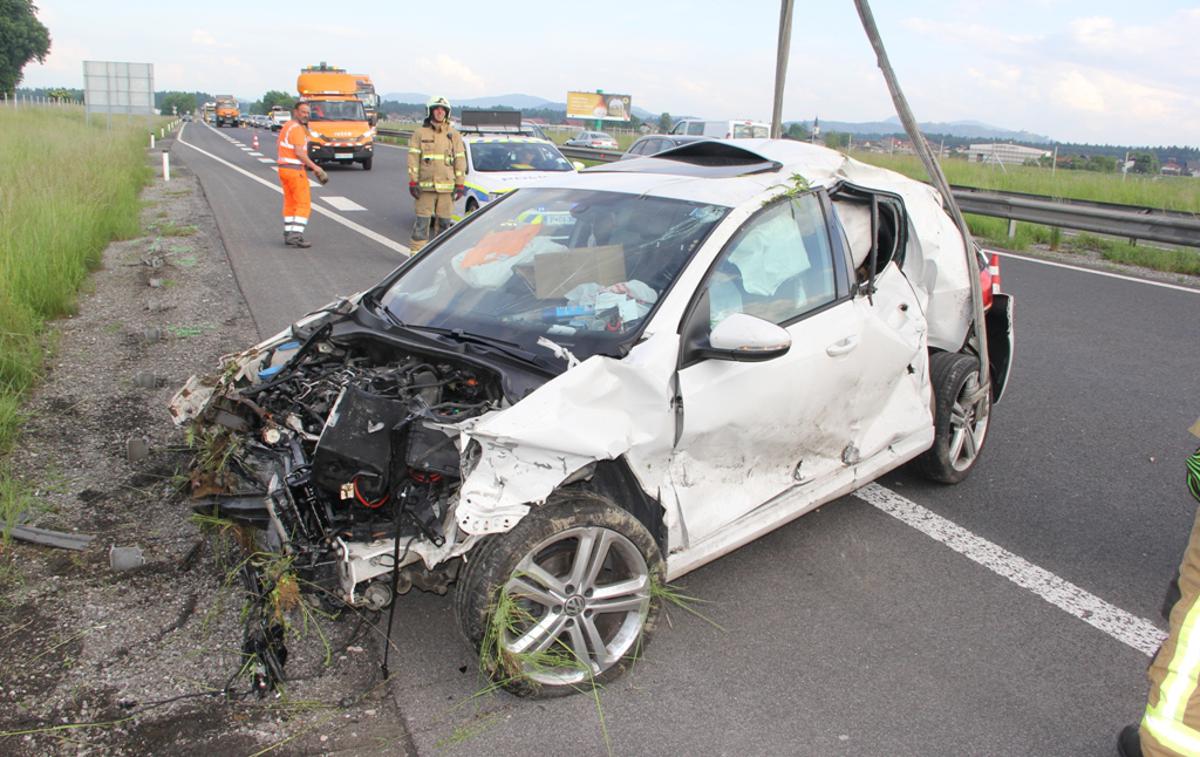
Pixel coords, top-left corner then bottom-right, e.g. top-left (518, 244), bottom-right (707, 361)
top-left (454, 184), bottom-right (466, 201)
top-left (409, 182), bottom-right (421, 200)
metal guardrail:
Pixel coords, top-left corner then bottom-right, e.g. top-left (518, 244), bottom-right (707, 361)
top-left (952, 189), bottom-right (1200, 248)
top-left (375, 127), bottom-right (1200, 248)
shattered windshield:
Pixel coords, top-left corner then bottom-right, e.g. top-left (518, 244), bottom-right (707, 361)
top-left (378, 188), bottom-right (729, 362)
top-left (470, 142), bottom-right (572, 172)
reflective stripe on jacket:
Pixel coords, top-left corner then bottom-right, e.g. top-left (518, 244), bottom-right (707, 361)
top-left (277, 120), bottom-right (307, 167)
top-left (407, 122), bottom-right (466, 193)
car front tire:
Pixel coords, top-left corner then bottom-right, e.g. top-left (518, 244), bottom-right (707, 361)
top-left (455, 490), bottom-right (664, 698)
top-left (914, 351), bottom-right (992, 484)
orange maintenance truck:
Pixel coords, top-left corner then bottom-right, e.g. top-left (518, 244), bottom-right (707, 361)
top-left (215, 95), bottom-right (239, 128)
top-left (296, 63), bottom-right (375, 171)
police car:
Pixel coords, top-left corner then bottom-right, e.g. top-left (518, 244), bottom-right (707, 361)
top-left (455, 111), bottom-right (580, 219)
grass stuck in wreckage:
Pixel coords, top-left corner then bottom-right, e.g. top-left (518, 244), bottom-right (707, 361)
top-left (0, 106), bottom-right (159, 543)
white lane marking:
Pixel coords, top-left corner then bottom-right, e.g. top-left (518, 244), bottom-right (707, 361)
top-left (994, 251), bottom-right (1200, 295)
top-left (258, 158), bottom-right (275, 163)
top-left (239, 147), bottom-right (251, 151)
top-left (856, 483), bottom-right (1166, 657)
top-left (321, 195), bottom-right (367, 212)
top-left (177, 123), bottom-right (409, 256)
top-left (248, 151), bottom-right (263, 157)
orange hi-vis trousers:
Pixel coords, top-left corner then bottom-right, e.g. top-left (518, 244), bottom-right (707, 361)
top-left (279, 167), bottom-right (310, 237)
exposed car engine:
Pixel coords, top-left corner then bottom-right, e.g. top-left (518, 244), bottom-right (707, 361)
top-left (178, 320), bottom-right (502, 609)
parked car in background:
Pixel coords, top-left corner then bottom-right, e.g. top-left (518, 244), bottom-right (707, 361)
top-left (564, 130), bottom-right (619, 150)
top-left (621, 133), bottom-right (709, 159)
top-left (671, 119), bottom-right (770, 139)
top-left (455, 134), bottom-right (578, 217)
top-left (171, 138), bottom-right (1013, 699)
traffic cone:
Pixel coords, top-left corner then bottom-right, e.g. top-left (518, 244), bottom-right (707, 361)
top-left (252, 133), bottom-right (259, 150)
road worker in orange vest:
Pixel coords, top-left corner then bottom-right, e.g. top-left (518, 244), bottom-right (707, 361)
top-left (277, 101), bottom-right (327, 249)
top-left (1120, 420), bottom-right (1200, 756)
top-left (407, 95), bottom-right (466, 252)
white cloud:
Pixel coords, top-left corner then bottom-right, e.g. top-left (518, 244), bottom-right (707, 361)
top-left (901, 17), bottom-right (1040, 51)
top-left (1053, 69), bottom-right (1105, 113)
top-left (1068, 16), bottom-right (1118, 50)
top-left (415, 54), bottom-right (485, 95)
top-left (191, 30), bottom-right (231, 49)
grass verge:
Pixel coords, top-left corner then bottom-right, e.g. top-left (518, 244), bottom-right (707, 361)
top-left (0, 105), bottom-right (160, 540)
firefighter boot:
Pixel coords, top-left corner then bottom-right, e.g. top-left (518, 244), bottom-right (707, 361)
top-left (435, 217), bottom-right (456, 235)
top-left (285, 232), bottom-right (312, 249)
top-left (410, 216), bottom-right (432, 252)
top-left (1116, 725), bottom-right (1143, 757)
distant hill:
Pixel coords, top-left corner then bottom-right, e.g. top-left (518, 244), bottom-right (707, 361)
top-left (796, 115), bottom-right (1052, 143)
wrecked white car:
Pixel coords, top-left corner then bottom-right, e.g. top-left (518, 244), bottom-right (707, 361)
top-left (171, 139), bottom-right (1013, 695)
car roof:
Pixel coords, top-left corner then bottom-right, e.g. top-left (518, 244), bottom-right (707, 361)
top-left (531, 138), bottom-right (947, 211)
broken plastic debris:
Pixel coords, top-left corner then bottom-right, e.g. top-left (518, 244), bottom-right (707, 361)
top-left (109, 545), bottom-right (145, 571)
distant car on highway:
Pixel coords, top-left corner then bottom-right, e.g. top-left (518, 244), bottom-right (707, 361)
top-left (564, 130), bottom-right (619, 150)
top-left (620, 134), bottom-right (708, 159)
top-left (456, 133), bottom-right (578, 217)
top-left (671, 119), bottom-right (770, 139)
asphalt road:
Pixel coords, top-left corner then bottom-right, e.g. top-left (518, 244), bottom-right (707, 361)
top-left (173, 122), bottom-right (1200, 755)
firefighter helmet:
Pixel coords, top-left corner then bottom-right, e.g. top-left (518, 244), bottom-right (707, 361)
top-left (426, 95), bottom-right (452, 119)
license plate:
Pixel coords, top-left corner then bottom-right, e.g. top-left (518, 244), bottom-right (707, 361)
top-left (335, 152), bottom-right (353, 160)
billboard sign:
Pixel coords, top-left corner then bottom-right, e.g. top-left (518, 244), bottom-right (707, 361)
top-left (83, 61), bottom-right (155, 116)
top-left (566, 91), bottom-right (632, 122)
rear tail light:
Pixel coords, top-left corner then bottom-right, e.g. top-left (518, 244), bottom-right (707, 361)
top-left (979, 251), bottom-right (1000, 310)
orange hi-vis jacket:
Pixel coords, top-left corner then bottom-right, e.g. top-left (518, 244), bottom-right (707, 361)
top-left (278, 120), bottom-right (308, 170)
top-left (407, 120), bottom-right (465, 193)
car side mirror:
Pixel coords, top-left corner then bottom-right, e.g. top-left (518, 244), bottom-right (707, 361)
top-left (572, 161), bottom-right (585, 171)
top-left (698, 313), bottom-right (791, 362)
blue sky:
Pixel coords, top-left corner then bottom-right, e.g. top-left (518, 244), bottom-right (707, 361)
top-left (22, 1), bottom-right (1200, 146)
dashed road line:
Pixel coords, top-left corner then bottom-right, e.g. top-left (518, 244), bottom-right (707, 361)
top-left (257, 158), bottom-right (275, 164)
top-left (855, 483), bottom-right (1166, 657)
top-left (177, 123), bottom-right (409, 255)
top-left (248, 151), bottom-right (263, 157)
top-left (321, 196), bottom-right (367, 212)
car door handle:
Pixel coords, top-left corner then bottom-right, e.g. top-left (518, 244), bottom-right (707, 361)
top-left (826, 335), bottom-right (860, 357)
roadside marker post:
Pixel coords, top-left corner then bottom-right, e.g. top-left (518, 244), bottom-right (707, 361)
top-left (162, 150), bottom-right (170, 182)
top-left (150, 133), bottom-right (155, 149)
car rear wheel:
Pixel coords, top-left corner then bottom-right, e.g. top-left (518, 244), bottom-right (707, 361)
top-left (465, 198), bottom-right (479, 214)
top-left (914, 351), bottom-right (991, 484)
top-left (455, 490), bottom-right (663, 698)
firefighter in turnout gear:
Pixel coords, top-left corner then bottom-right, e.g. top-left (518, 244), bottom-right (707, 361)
top-left (407, 95), bottom-right (466, 252)
top-left (1119, 420), bottom-right (1200, 757)
top-left (277, 101), bottom-right (328, 248)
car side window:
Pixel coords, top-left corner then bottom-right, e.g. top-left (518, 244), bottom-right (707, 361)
top-left (706, 194), bottom-right (837, 328)
top-left (629, 139), bottom-right (648, 155)
top-left (687, 122), bottom-right (705, 136)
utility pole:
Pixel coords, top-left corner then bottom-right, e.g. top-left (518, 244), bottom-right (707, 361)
top-left (852, 0), bottom-right (989, 389)
top-left (771, 0), bottom-right (795, 138)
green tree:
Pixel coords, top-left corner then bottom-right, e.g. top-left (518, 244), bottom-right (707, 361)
top-left (160, 91), bottom-right (196, 116)
top-left (658, 112), bottom-right (672, 133)
top-left (0, 0), bottom-right (51, 96)
top-left (1130, 151), bottom-right (1159, 174)
top-left (823, 131), bottom-right (849, 149)
top-left (255, 89), bottom-right (292, 114)
top-left (785, 122), bottom-right (810, 141)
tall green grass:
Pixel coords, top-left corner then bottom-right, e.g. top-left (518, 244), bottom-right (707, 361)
top-left (0, 106), bottom-right (156, 453)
